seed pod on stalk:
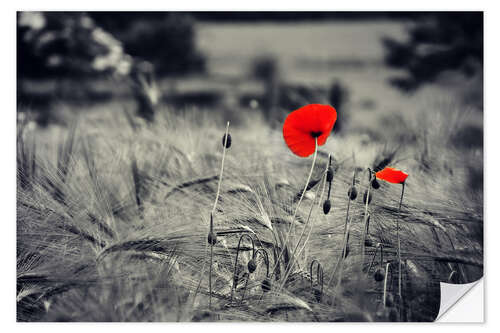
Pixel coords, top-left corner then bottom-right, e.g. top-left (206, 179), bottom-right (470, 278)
top-left (326, 167), bottom-right (334, 182)
top-left (374, 267), bottom-right (386, 282)
top-left (207, 232), bottom-right (217, 245)
top-left (248, 259), bottom-right (257, 273)
top-left (222, 133), bottom-right (232, 148)
top-left (323, 199), bottom-right (331, 214)
top-left (348, 186), bottom-right (358, 200)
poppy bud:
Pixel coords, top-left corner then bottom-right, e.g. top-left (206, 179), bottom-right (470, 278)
top-left (348, 186), bottom-right (358, 200)
top-left (323, 199), bottom-right (331, 214)
top-left (207, 232), bottom-right (217, 245)
top-left (364, 237), bottom-right (373, 247)
top-left (222, 133), bottom-right (232, 149)
top-left (385, 293), bottom-right (394, 307)
top-left (326, 167), bottom-right (334, 182)
top-left (261, 278), bottom-right (271, 292)
top-left (248, 259), bottom-right (257, 273)
top-left (371, 178), bottom-right (380, 189)
top-left (374, 267), bottom-right (385, 282)
top-left (363, 190), bottom-right (372, 205)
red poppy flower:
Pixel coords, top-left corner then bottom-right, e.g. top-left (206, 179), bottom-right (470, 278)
top-left (375, 167), bottom-right (409, 184)
top-left (283, 104), bottom-right (337, 157)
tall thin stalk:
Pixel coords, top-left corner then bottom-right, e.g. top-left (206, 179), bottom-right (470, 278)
top-left (331, 218), bottom-right (352, 304)
top-left (271, 138), bottom-right (318, 280)
top-left (396, 183), bottom-right (405, 311)
top-left (207, 121), bottom-right (230, 309)
top-left (367, 243), bottom-right (384, 273)
top-left (278, 153), bottom-right (329, 289)
top-left (212, 121), bottom-right (230, 215)
top-left (208, 214), bottom-right (215, 309)
top-left (327, 171), bottom-right (356, 288)
top-left (360, 170), bottom-right (373, 272)
top-left (383, 262), bottom-right (392, 307)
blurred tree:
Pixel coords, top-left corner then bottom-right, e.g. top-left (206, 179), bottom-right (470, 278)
top-left (18, 12), bottom-right (205, 79)
top-left (130, 60), bottom-right (160, 122)
top-left (17, 12), bottom-right (131, 79)
top-left (90, 13), bottom-right (206, 76)
top-left (328, 80), bottom-right (349, 133)
top-left (251, 55), bottom-right (280, 124)
top-left (383, 12), bottom-right (483, 91)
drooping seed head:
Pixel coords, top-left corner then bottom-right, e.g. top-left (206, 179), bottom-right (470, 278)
top-left (247, 259), bottom-right (257, 273)
top-left (348, 186), bottom-right (358, 200)
top-left (222, 133), bottom-right (232, 149)
top-left (326, 167), bottom-right (334, 182)
top-left (207, 232), bottom-right (217, 245)
top-left (363, 190), bottom-right (372, 205)
top-left (364, 237), bottom-right (373, 247)
top-left (322, 199), bottom-right (331, 214)
top-left (261, 278), bottom-right (271, 292)
top-left (374, 267), bottom-right (385, 282)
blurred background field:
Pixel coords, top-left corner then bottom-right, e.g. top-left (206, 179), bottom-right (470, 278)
top-left (17, 12), bottom-right (483, 193)
top-left (18, 12), bottom-right (482, 129)
top-left (16, 12), bottom-right (483, 321)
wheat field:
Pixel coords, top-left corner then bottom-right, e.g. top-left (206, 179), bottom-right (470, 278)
top-left (16, 86), bottom-right (483, 321)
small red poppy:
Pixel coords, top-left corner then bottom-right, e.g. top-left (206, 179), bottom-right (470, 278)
top-left (283, 104), bottom-right (337, 157)
top-left (375, 167), bottom-right (409, 184)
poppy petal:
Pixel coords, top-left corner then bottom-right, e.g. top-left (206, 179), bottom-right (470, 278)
top-left (375, 167), bottom-right (409, 184)
top-left (283, 104), bottom-right (337, 157)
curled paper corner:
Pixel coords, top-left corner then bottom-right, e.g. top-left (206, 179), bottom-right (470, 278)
top-left (436, 278), bottom-right (483, 322)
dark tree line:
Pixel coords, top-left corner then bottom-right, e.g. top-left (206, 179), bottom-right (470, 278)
top-left (383, 12), bottom-right (483, 91)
